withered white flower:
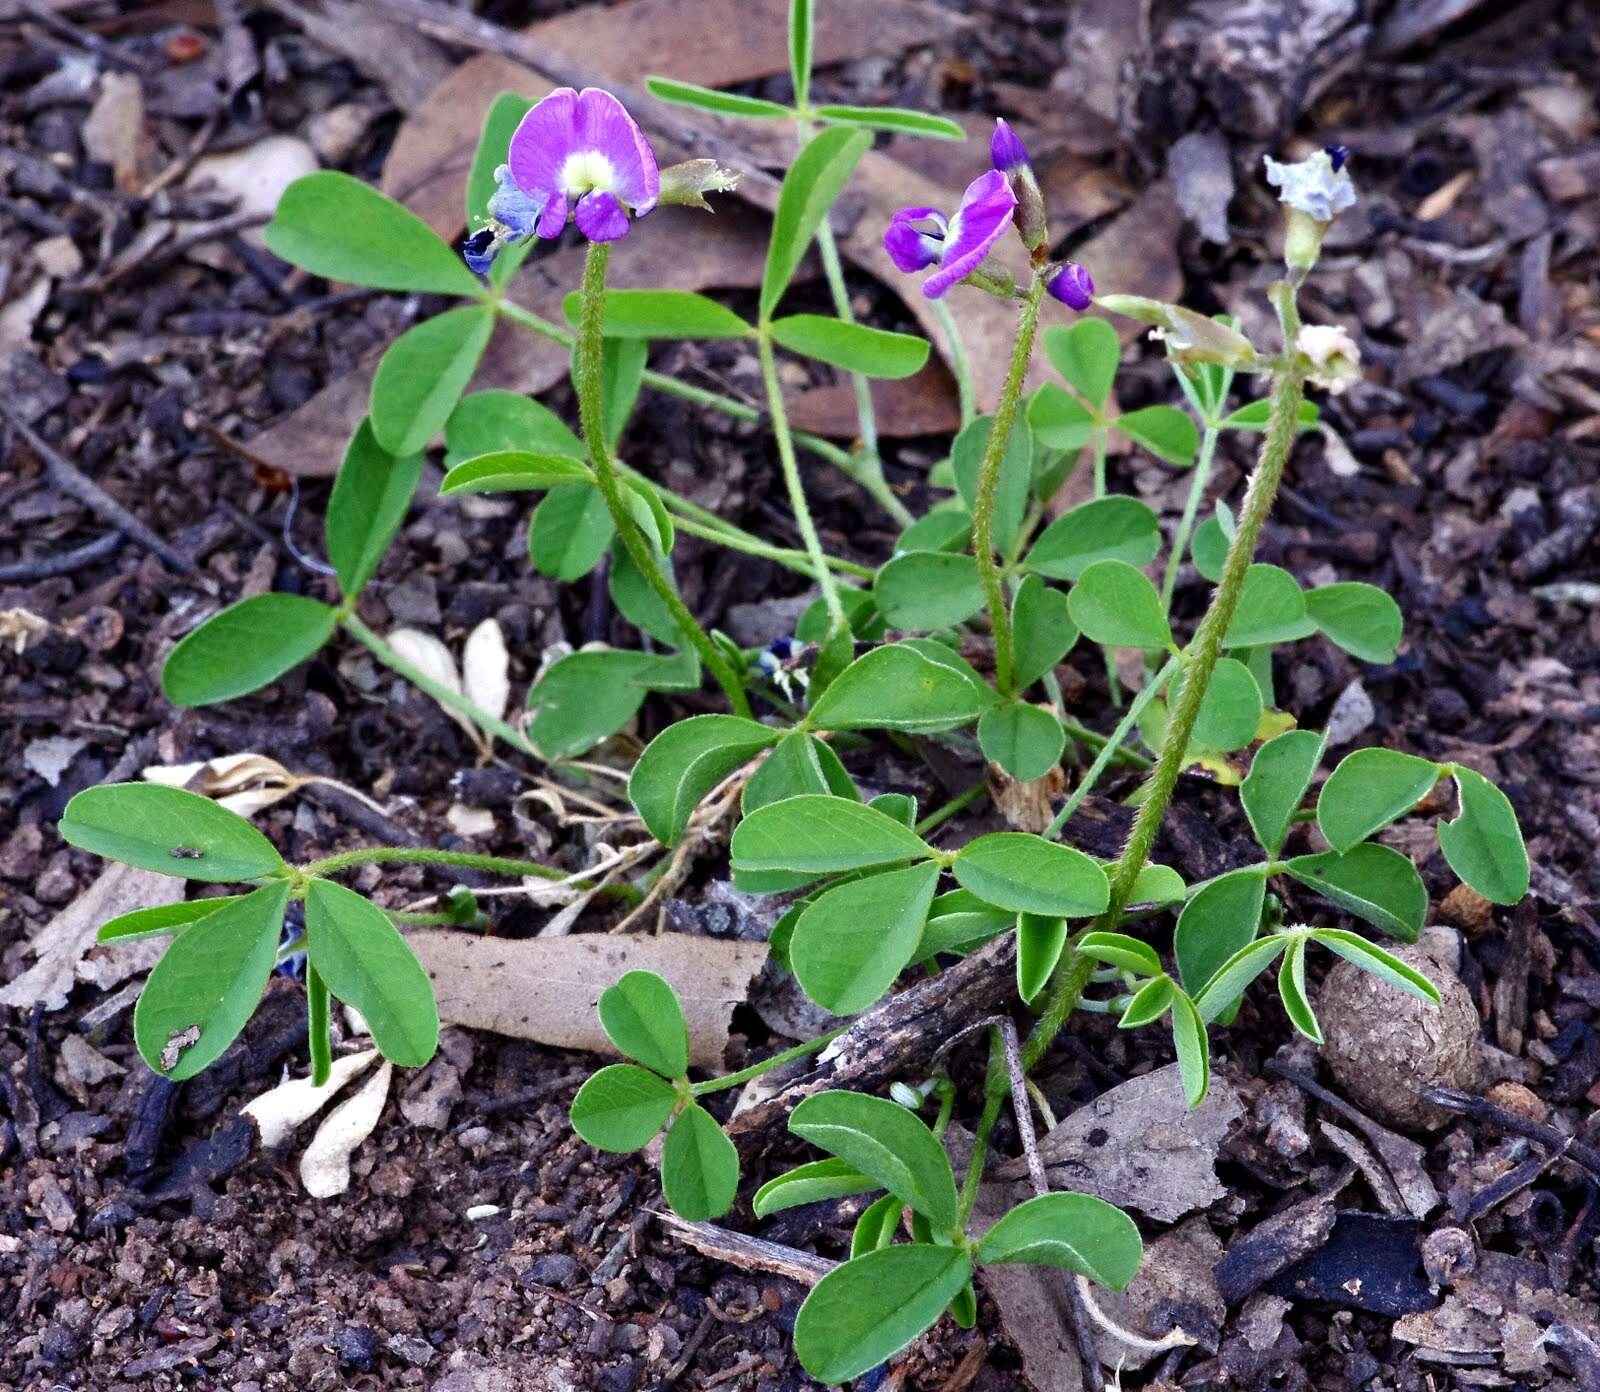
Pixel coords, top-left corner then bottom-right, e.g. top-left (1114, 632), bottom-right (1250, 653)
top-left (1263, 147), bottom-right (1357, 224)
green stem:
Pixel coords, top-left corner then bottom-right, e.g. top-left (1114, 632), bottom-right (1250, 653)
top-left (493, 299), bottom-right (857, 471)
top-left (667, 510), bottom-right (873, 579)
top-left (915, 782), bottom-right (988, 837)
top-left (301, 845), bottom-right (569, 881)
top-left (690, 1024), bottom-right (849, 1096)
top-left (1060, 718), bottom-right (1154, 770)
top-left (1161, 421), bottom-right (1221, 609)
top-left (758, 326), bottom-right (848, 634)
top-left (931, 296), bottom-right (976, 427)
top-left (342, 613), bottom-right (540, 758)
top-left (956, 1035), bottom-right (1006, 1227)
top-left (973, 274), bottom-right (1047, 697)
top-left (1090, 424), bottom-right (1122, 703)
top-left (1044, 655), bottom-right (1179, 840)
top-left (576, 244), bottom-right (752, 716)
top-left (1021, 943), bottom-right (1094, 1073)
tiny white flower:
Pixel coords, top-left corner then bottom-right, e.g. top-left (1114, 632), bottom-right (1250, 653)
top-left (1299, 323), bottom-right (1361, 394)
top-left (1263, 148), bottom-right (1357, 224)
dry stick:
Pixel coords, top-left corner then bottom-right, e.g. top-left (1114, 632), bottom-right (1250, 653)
top-left (0, 399), bottom-right (201, 577)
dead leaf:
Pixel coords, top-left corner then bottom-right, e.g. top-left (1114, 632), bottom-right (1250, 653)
top-left (786, 365), bottom-right (962, 440)
top-left (992, 1063), bottom-right (1241, 1221)
top-left (1094, 1218), bottom-right (1223, 1367)
top-left (243, 1048), bottom-right (380, 1147)
top-left (142, 750), bottom-right (386, 818)
top-left (299, 1058), bottom-right (393, 1198)
top-left (407, 929), bottom-right (766, 1068)
top-left (82, 72), bottom-right (147, 191)
top-left (185, 135), bottom-right (319, 247)
top-left (23, 736), bottom-right (85, 788)
top-left (0, 865), bottom-right (184, 1011)
top-left (1166, 130), bottom-right (1234, 244)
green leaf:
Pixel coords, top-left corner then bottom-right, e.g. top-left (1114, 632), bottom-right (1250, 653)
top-left (1017, 914), bottom-right (1068, 1002)
top-left (1119, 974), bottom-right (1175, 1028)
top-left (566, 289), bottom-right (752, 339)
top-left (1025, 496), bottom-right (1162, 582)
top-left (163, 594), bottom-right (336, 707)
top-left (467, 93), bottom-right (532, 221)
top-left (851, 1194), bottom-right (905, 1258)
top-left (1438, 765), bottom-right (1529, 905)
top-left (370, 305), bottom-right (495, 456)
top-left (596, 336), bottom-right (648, 449)
top-left (1067, 560), bottom-right (1172, 650)
top-left (570, 1064), bottom-right (676, 1151)
top-left (97, 895), bottom-right (245, 943)
top-left (1116, 405), bottom-right (1198, 466)
top-left (1223, 564), bottom-right (1315, 648)
top-left (807, 642), bottom-right (989, 733)
top-left (794, 1245), bottom-right (972, 1385)
top-left (1305, 583), bottom-right (1403, 664)
top-left (529, 483), bottom-right (614, 580)
top-left (874, 551), bottom-right (985, 630)
top-left (1130, 863), bottom-right (1187, 906)
top-left (792, 862), bottom-right (941, 1014)
top-left (870, 792), bottom-right (918, 827)
top-left (645, 75), bottom-right (791, 118)
top-left (978, 702), bottom-right (1066, 782)
top-left (304, 878), bottom-right (439, 1068)
top-left (439, 450), bottom-right (593, 495)
top-left (60, 783), bottom-right (285, 883)
top-left (814, 104), bottom-right (966, 139)
top-left (1192, 936), bottom-right (1288, 1023)
top-left (1174, 868), bottom-right (1267, 996)
top-left (1042, 317), bottom-right (1120, 407)
top-left (1219, 398), bottom-right (1320, 431)
top-left (131, 881), bottom-right (290, 1079)
top-left (596, 969), bottom-right (690, 1079)
top-left (1026, 382), bottom-right (1097, 452)
top-left (307, 963), bottom-right (332, 1087)
top-left (754, 1159), bottom-right (880, 1218)
top-left (918, 891), bottom-right (1017, 958)
top-left (630, 715), bottom-right (779, 846)
top-left (1077, 931), bottom-right (1162, 977)
top-left (527, 649), bottom-right (663, 757)
top-left (1170, 992), bottom-right (1211, 1106)
top-left (790, 1091), bottom-right (959, 1231)
top-left (977, 1191), bottom-right (1142, 1288)
top-left (1191, 514), bottom-right (1229, 583)
top-left (1284, 844), bottom-right (1427, 942)
top-left (1241, 729), bottom-right (1325, 856)
top-left (1175, 656), bottom-right (1262, 752)
top-left (952, 833), bottom-right (1110, 918)
top-left (953, 413), bottom-right (1032, 555)
top-left (1317, 748), bottom-right (1441, 853)
top-left (742, 732), bottom-right (859, 814)
top-left (445, 388), bottom-right (584, 465)
top-left (897, 507), bottom-right (971, 555)
top-left (263, 171), bottom-right (481, 296)
top-left (789, 0), bottom-right (813, 107)
top-left (731, 794), bottom-right (930, 882)
top-left (762, 127), bottom-right (871, 319)
top-left (326, 419), bottom-right (422, 600)
top-left (771, 314), bottom-right (930, 378)
top-left (1278, 937), bottom-right (1321, 1042)
top-left (1310, 929), bottom-right (1441, 1004)
top-left (1011, 575), bottom-right (1078, 688)
top-left (661, 1102), bottom-right (739, 1220)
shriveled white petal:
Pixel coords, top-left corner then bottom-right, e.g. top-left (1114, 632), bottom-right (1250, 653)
top-left (386, 627), bottom-right (478, 743)
top-left (143, 752), bottom-right (301, 817)
top-left (1299, 323), bottom-right (1362, 394)
top-left (462, 618), bottom-right (511, 724)
top-left (1263, 150), bottom-right (1356, 223)
top-left (299, 1059), bottom-right (392, 1198)
top-left (243, 1048), bottom-right (379, 1148)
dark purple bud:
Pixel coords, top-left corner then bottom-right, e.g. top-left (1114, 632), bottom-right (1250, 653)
top-left (1046, 262), bottom-right (1094, 311)
top-left (462, 228), bottom-right (496, 276)
top-left (1325, 144), bottom-right (1349, 172)
top-left (991, 118), bottom-right (1030, 175)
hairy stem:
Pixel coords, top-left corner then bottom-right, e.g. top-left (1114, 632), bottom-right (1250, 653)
top-left (690, 1024), bottom-right (849, 1096)
top-left (301, 845), bottom-right (569, 881)
top-left (667, 510), bottom-right (873, 579)
top-left (577, 243), bottom-right (752, 716)
top-left (973, 274), bottom-right (1046, 696)
top-left (758, 327), bottom-right (848, 634)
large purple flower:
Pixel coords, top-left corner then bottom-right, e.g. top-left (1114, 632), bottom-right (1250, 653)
top-left (508, 87), bottom-right (660, 244)
top-left (883, 169), bottom-right (1017, 300)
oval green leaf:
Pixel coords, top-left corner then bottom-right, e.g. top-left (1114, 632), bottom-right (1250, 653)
top-left (370, 305), bottom-right (495, 456)
top-left (570, 1063), bottom-right (676, 1152)
top-left (1042, 317), bottom-right (1120, 407)
top-left (1284, 843), bottom-right (1427, 942)
top-left (97, 895), bottom-right (245, 944)
top-left (1077, 931), bottom-right (1162, 977)
top-left (598, 969), bottom-right (690, 1079)
top-left (630, 715), bottom-right (780, 846)
top-left (645, 75), bottom-right (792, 118)
top-left (1117, 404), bottom-right (1198, 466)
top-left (446, 388), bottom-right (584, 464)
top-left (807, 642), bottom-right (990, 734)
top-left (953, 413), bottom-right (1032, 553)
top-left (1011, 574), bottom-right (1078, 689)
top-left (1017, 913), bottom-right (1068, 1002)
top-left (1317, 747), bottom-right (1442, 853)
top-left (529, 482), bottom-right (614, 580)
top-left (1241, 728), bottom-right (1325, 856)
top-left (771, 314), bottom-right (930, 378)
top-left (1305, 582), bottom-right (1403, 665)
top-left (791, 862), bottom-right (941, 1015)
top-left (1222, 564), bottom-right (1315, 648)
top-left (952, 833), bottom-right (1110, 918)
top-left (753, 1158), bottom-right (880, 1218)
top-left (1438, 765), bottom-right (1529, 905)
top-left (326, 419), bottom-right (423, 600)
top-left (976, 1190), bottom-right (1142, 1288)
top-left (1310, 928), bottom-right (1441, 1004)
top-left (1174, 867), bottom-right (1267, 996)
top-left (564, 288), bottom-right (751, 339)
top-left (1067, 559), bottom-right (1172, 650)
top-left (874, 550), bottom-right (986, 630)
top-left (1278, 936), bottom-right (1321, 1043)
top-left (762, 127), bottom-right (871, 319)
top-left (1192, 936), bottom-right (1287, 1023)
top-left (60, 783), bottom-right (284, 883)
top-left (163, 594), bottom-right (337, 707)
top-left (1025, 496), bottom-right (1162, 583)
top-left (730, 794), bottom-right (931, 881)
top-left (978, 702), bottom-right (1066, 782)
top-left (440, 450), bottom-right (592, 496)
top-left (1026, 381), bottom-right (1096, 452)
top-left (661, 1101), bottom-right (739, 1220)
top-left (1171, 992), bottom-right (1211, 1106)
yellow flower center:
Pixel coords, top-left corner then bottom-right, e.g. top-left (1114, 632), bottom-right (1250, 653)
top-left (560, 150), bottom-right (618, 198)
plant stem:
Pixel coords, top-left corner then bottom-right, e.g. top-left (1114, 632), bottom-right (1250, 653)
top-left (931, 296), bottom-right (976, 427)
top-left (973, 273), bottom-right (1047, 697)
top-left (1161, 421), bottom-right (1221, 609)
top-left (1021, 943), bottom-right (1094, 1073)
top-left (1060, 717), bottom-right (1154, 770)
top-left (956, 1035), bottom-right (1006, 1227)
top-left (492, 299), bottom-right (858, 471)
top-left (1089, 424), bottom-right (1122, 703)
top-left (690, 1024), bottom-right (849, 1096)
top-left (342, 613), bottom-right (540, 758)
top-left (915, 782), bottom-right (988, 837)
top-left (758, 326), bottom-right (848, 634)
top-left (1044, 655), bottom-right (1179, 840)
top-left (576, 243), bottom-right (752, 716)
top-left (667, 510), bottom-right (873, 579)
top-left (302, 845), bottom-right (569, 880)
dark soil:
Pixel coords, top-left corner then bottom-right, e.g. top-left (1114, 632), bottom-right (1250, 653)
top-left (3, 1), bottom-right (1600, 1389)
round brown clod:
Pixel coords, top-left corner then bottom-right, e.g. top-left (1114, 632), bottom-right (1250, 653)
top-left (1318, 932), bottom-right (1482, 1131)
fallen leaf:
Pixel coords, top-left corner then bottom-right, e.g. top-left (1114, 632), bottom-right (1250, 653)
top-left (1093, 1218), bottom-right (1223, 1367)
top-left (243, 1048), bottom-right (380, 1147)
top-left (407, 929), bottom-right (766, 1068)
top-left (82, 72), bottom-right (147, 191)
top-left (23, 736), bottom-right (85, 788)
top-left (299, 1058), bottom-right (393, 1198)
top-left (386, 627), bottom-right (477, 743)
top-left (786, 365), bottom-right (962, 439)
top-left (141, 750), bottom-right (387, 818)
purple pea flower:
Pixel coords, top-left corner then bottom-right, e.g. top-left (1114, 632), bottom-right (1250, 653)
top-left (507, 86), bottom-right (659, 244)
top-left (883, 169), bottom-right (1018, 300)
top-left (991, 118), bottom-right (1030, 176)
top-left (1046, 262), bottom-right (1094, 311)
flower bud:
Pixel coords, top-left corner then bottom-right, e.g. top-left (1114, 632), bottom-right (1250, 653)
top-left (1264, 148), bottom-right (1357, 275)
top-left (991, 119), bottom-right (1047, 251)
top-left (1045, 262), bottom-right (1093, 311)
top-left (1096, 295), bottom-right (1261, 370)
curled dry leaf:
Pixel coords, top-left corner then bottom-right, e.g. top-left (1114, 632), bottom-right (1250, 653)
top-left (242, 1049), bottom-right (380, 1148)
top-left (300, 1058), bottom-right (393, 1198)
top-left (142, 751), bottom-right (388, 818)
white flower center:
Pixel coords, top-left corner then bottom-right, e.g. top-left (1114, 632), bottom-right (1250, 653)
top-left (560, 150), bottom-right (618, 198)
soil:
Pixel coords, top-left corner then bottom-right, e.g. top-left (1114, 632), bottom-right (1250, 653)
top-left (3, 2), bottom-right (1600, 1390)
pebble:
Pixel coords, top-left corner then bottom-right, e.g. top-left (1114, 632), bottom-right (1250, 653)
top-left (306, 102), bottom-right (373, 164)
top-left (522, 1253), bottom-right (580, 1286)
top-left (34, 234), bottom-right (83, 277)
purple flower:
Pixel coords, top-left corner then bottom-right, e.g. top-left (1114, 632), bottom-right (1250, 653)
top-left (991, 118), bottom-right (1030, 176)
top-left (507, 87), bottom-right (659, 244)
top-left (882, 170), bottom-right (1018, 300)
top-left (1325, 144), bottom-right (1349, 173)
top-left (1046, 262), bottom-right (1094, 311)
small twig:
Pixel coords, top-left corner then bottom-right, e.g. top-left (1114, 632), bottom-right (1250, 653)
top-left (0, 531), bottom-right (122, 582)
top-left (87, 210), bottom-right (272, 291)
top-left (1074, 1276), bottom-right (1196, 1356)
top-left (0, 400), bottom-right (200, 576)
top-left (655, 1212), bottom-right (836, 1285)
top-left (1422, 1086), bottom-right (1600, 1180)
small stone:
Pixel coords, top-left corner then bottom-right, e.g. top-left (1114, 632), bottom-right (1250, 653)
top-left (59, 1034), bottom-right (125, 1085)
top-left (306, 103), bottom-right (373, 164)
top-left (1325, 679), bottom-right (1375, 745)
top-left (522, 1254), bottom-right (580, 1286)
top-left (1485, 1080), bottom-right (1547, 1124)
top-left (34, 235), bottom-right (84, 278)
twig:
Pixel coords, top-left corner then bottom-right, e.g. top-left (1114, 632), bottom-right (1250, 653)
top-left (1422, 1086), bottom-right (1600, 1180)
top-left (0, 399), bottom-right (200, 576)
top-left (655, 1212), bottom-right (836, 1285)
top-left (86, 210), bottom-right (271, 291)
top-left (0, 531), bottom-right (122, 582)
